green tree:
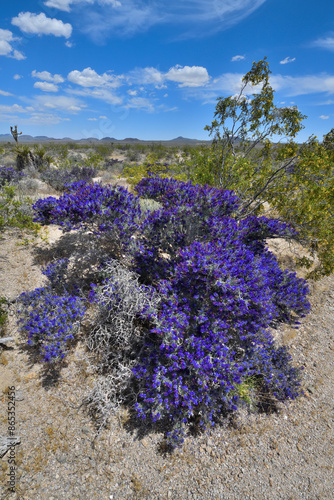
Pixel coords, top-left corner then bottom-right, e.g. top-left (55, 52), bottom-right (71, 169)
top-left (202, 59), bottom-right (334, 278)
top-left (204, 58), bottom-right (306, 217)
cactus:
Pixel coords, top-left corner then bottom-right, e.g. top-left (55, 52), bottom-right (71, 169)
top-left (10, 125), bottom-right (22, 143)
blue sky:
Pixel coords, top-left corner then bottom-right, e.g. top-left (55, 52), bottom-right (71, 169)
top-left (0, 0), bottom-right (334, 141)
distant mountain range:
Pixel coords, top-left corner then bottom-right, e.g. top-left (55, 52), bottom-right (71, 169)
top-left (0, 134), bottom-right (210, 145)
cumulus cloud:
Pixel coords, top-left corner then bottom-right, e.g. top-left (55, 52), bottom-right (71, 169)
top-left (88, 117), bottom-right (98, 120)
top-left (165, 65), bottom-right (210, 87)
top-left (12, 12), bottom-right (72, 39)
top-left (0, 28), bottom-right (25, 60)
top-left (319, 115), bottom-right (330, 120)
top-left (14, 74), bottom-right (22, 80)
top-left (34, 81), bottom-right (59, 92)
top-left (32, 70), bottom-right (64, 83)
top-left (312, 35), bottom-right (334, 51)
top-left (67, 67), bottom-right (121, 87)
top-left (44, 0), bottom-right (121, 12)
top-left (231, 55), bottom-right (245, 62)
top-left (280, 57), bottom-right (296, 65)
top-left (127, 89), bottom-right (138, 96)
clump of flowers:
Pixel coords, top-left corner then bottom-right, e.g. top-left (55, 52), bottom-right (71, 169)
top-left (0, 166), bottom-right (24, 187)
top-left (17, 287), bottom-right (86, 362)
top-left (32, 181), bottom-right (141, 244)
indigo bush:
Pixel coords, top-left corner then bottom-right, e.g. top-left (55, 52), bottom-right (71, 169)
top-left (32, 181), bottom-right (141, 244)
top-left (17, 287), bottom-right (86, 362)
top-left (132, 237), bottom-right (309, 446)
top-left (20, 176), bottom-right (311, 447)
top-left (0, 166), bottom-right (24, 187)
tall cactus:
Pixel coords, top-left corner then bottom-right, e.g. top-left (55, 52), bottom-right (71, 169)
top-left (10, 125), bottom-right (22, 143)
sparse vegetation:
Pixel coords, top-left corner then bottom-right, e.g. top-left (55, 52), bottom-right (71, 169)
top-left (0, 59), bottom-right (333, 455)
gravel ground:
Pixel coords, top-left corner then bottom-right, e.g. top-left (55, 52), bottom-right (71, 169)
top-left (0, 230), bottom-right (333, 500)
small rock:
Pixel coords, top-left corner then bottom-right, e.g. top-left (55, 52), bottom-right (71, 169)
top-left (81, 427), bottom-right (90, 435)
top-left (15, 390), bottom-right (24, 401)
top-left (0, 435), bottom-right (21, 458)
top-left (56, 454), bottom-right (67, 464)
top-left (307, 386), bottom-right (315, 394)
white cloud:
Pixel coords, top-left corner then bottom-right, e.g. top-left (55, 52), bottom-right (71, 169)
top-left (0, 90), bottom-right (13, 96)
top-left (77, 0), bottom-right (267, 41)
top-left (33, 95), bottom-right (86, 113)
top-left (128, 65), bottom-right (210, 88)
top-left (0, 29), bottom-right (25, 60)
top-left (14, 74), bottom-right (22, 80)
top-left (34, 81), bottom-right (59, 92)
top-left (127, 89), bottom-right (138, 96)
top-left (312, 35), bottom-right (334, 51)
top-left (65, 40), bottom-right (73, 47)
top-left (44, 0), bottom-right (121, 12)
top-left (129, 67), bottom-right (164, 85)
top-left (88, 117), bottom-right (98, 121)
top-left (32, 70), bottom-right (65, 83)
top-left (231, 55), bottom-right (245, 62)
top-left (319, 115), bottom-right (330, 120)
top-left (22, 112), bottom-right (71, 125)
top-left (280, 57), bottom-right (296, 65)
top-left (0, 104), bottom-right (27, 114)
top-left (67, 67), bottom-right (121, 87)
top-left (165, 65), bottom-right (210, 87)
top-left (12, 12), bottom-right (72, 39)
top-left (67, 86), bottom-right (123, 105)
top-left (13, 50), bottom-right (26, 60)
top-left (99, 115), bottom-right (107, 119)
top-left (125, 96), bottom-right (155, 112)
top-left (271, 74), bottom-right (334, 96)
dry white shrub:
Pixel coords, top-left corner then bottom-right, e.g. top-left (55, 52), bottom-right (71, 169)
top-left (83, 259), bottom-right (161, 428)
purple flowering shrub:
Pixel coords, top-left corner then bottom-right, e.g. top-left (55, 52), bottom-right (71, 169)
top-left (32, 181), bottom-right (141, 244)
top-left (17, 258), bottom-right (86, 362)
top-left (129, 177), bottom-right (310, 446)
top-left (133, 239), bottom-right (309, 445)
top-left (17, 288), bottom-right (86, 363)
top-left (0, 166), bottom-right (24, 187)
top-left (18, 176), bottom-right (311, 447)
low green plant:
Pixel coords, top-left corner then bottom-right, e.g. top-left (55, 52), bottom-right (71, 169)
top-left (0, 297), bottom-right (8, 333)
top-left (0, 184), bottom-right (40, 235)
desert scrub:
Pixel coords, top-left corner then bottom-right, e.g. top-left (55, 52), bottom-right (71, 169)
top-left (0, 296), bottom-right (8, 334)
top-left (17, 287), bottom-right (86, 362)
top-left (0, 166), bottom-right (24, 187)
top-left (41, 165), bottom-right (96, 192)
top-left (19, 177), bottom-right (310, 448)
top-left (0, 184), bottom-right (40, 235)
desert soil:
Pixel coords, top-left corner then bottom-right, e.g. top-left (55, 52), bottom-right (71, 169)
top-left (0, 226), bottom-right (333, 500)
